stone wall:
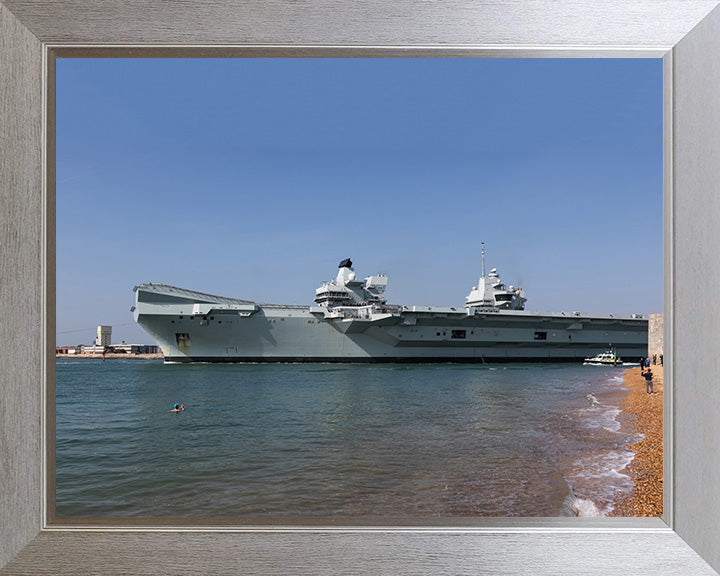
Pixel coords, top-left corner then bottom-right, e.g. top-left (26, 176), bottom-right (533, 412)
top-left (648, 313), bottom-right (663, 358)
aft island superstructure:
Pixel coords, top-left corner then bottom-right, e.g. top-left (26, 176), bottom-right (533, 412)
top-left (133, 252), bottom-right (648, 363)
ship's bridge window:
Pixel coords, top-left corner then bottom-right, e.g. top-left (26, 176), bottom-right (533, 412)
top-left (495, 294), bottom-right (514, 302)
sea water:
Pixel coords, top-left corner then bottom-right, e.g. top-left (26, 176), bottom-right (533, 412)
top-left (55, 360), bottom-right (642, 518)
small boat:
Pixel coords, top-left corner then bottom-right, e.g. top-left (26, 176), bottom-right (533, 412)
top-left (583, 350), bottom-right (628, 366)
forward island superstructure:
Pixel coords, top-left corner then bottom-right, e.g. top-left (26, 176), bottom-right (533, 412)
top-left (133, 250), bottom-right (648, 363)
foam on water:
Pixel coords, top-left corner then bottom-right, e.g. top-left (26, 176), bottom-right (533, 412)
top-left (576, 400), bottom-right (623, 433)
top-left (564, 494), bottom-right (606, 517)
top-left (571, 449), bottom-right (635, 485)
top-left (556, 371), bottom-right (648, 516)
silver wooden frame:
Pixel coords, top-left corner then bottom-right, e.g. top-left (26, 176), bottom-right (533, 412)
top-left (2, 1), bottom-right (720, 574)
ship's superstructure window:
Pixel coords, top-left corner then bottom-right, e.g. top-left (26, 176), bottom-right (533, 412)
top-left (534, 331), bottom-right (548, 340)
top-left (451, 330), bottom-right (466, 339)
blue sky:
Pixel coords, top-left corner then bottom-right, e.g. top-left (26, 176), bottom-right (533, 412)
top-left (56, 58), bottom-right (662, 346)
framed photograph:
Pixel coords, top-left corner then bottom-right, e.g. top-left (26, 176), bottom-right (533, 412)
top-left (52, 56), bottom-right (662, 523)
top-left (2, 1), bottom-right (720, 574)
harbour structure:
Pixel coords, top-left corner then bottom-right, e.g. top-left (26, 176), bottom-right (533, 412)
top-left (96, 325), bottom-right (112, 347)
top-left (133, 249), bottom-right (649, 363)
top-left (56, 346), bottom-right (83, 355)
top-left (103, 343), bottom-right (161, 354)
top-left (56, 324), bottom-right (161, 356)
top-left (58, 344), bottom-right (161, 355)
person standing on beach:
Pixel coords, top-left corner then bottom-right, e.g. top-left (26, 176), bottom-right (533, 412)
top-left (660, 354), bottom-right (663, 366)
top-left (642, 367), bottom-right (654, 394)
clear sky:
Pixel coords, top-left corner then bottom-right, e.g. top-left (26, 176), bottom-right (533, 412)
top-left (56, 58), bottom-right (662, 346)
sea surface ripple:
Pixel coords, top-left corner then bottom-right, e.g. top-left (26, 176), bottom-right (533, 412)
top-left (56, 360), bottom-right (637, 518)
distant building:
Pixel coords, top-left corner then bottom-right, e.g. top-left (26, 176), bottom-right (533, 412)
top-left (97, 325), bottom-right (112, 347)
top-left (81, 345), bottom-right (108, 354)
top-left (57, 325), bottom-right (159, 356)
top-left (111, 343), bottom-right (160, 354)
top-left (80, 344), bottom-right (160, 355)
top-left (56, 346), bottom-right (82, 355)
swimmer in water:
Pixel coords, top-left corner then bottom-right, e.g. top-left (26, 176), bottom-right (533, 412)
top-left (170, 403), bottom-right (184, 413)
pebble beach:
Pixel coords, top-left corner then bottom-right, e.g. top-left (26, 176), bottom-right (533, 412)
top-left (610, 365), bottom-right (664, 517)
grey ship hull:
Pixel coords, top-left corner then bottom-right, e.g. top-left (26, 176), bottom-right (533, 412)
top-left (133, 283), bottom-right (649, 363)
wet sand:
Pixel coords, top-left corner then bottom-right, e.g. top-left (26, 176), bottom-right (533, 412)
top-left (610, 365), bottom-right (663, 517)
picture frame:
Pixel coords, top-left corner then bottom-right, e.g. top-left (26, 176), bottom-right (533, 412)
top-left (2, 1), bottom-right (720, 574)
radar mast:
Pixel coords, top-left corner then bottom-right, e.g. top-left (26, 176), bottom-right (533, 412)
top-left (481, 242), bottom-right (485, 279)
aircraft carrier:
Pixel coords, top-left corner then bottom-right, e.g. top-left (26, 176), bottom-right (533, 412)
top-left (133, 251), bottom-right (648, 363)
